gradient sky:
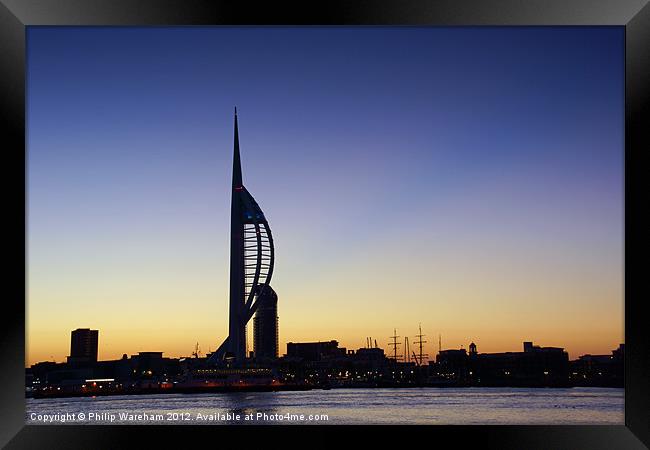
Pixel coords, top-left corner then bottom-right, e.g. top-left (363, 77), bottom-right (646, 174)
top-left (27, 26), bottom-right (624, 365)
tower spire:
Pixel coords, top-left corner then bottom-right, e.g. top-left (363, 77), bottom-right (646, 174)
top-left (232, 107), bottom-right (242, 188)
top-left (208, 109), bottom-right (276, 365)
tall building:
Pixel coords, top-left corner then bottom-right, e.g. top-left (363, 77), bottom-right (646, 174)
top-left (253, 285), bottom-right (279, 359)
top-left (68, 328), bottom-right (98, 363)
top-left (208, 109), bottom-right (277, 364)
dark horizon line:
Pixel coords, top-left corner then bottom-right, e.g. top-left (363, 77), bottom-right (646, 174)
top-left (26, 341), bottom-right (625, 368)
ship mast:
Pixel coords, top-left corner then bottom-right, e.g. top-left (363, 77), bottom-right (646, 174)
top-left (414, 324), bottom-right (428, 365)
top-left (388, 328), bottom-right (401, 362)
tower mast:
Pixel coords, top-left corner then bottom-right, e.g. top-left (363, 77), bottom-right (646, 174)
top-left (228, 107), bottom-right (246, 362)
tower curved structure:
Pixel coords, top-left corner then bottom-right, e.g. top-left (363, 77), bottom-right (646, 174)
top-left (208, 109), bottom-right (275, 364)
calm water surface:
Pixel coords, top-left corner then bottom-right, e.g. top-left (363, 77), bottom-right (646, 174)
top-left (26, 387), bottom-right (623, 425)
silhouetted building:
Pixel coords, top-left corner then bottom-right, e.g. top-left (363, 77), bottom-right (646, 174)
top-left (208, 110), bottom-right (277, 364)
top-left (351, 348), bottom-right (387, 370)
top-left (434, 341), bottom-right (569, 385)
top-left (437, 349), bottom-right (469, 378)
top-left (570, 344), bottom-right (624, 387)
top-left (253, 285), bottom-right (279, 359)
top-left (27, 361), bottom-right (60, 387)
top-left (67, 328), bottom-right (98, 363)
top-left (472, 341), bottom-right (569, 385)
top-left (354, 347), bottom-right (385, 360)
top-left (287, 341), bottom-right (346, 361)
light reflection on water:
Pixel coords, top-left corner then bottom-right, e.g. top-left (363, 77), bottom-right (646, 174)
top-left (26, 387), bottom-right (624, 425)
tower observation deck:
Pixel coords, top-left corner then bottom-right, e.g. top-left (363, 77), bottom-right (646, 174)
top-left (208, 109), bottom-right (277, 365)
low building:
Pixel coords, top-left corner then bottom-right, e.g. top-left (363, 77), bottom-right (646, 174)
top-left (434, 341), bottom-right (569, 386)
top-left (569, 344), bottom-right (624, 387)
top-left (472, 341), bottom-right (569, 386)
top-left (286, 340), bottom-right (346, 362)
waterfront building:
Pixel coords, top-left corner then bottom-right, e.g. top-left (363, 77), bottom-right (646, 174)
top-left (286, 341), bottom-right (346, 362)
top-left (435, 341), bottom-right (570, 385)
top-left (67, 328), bottom-right (98, 364)
top-left (436, 349), bottom-right (469, 378)
top-left (569, 344), bottom-right (624, 387)
top-left (253, 285), bottom-right (279, 360)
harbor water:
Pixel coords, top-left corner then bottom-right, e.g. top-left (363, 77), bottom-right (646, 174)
top-left (26, 387), bottom-right (623, 425)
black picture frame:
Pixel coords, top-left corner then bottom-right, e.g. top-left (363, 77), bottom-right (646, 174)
top-left (1, 1), bottom-right (648, 448)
